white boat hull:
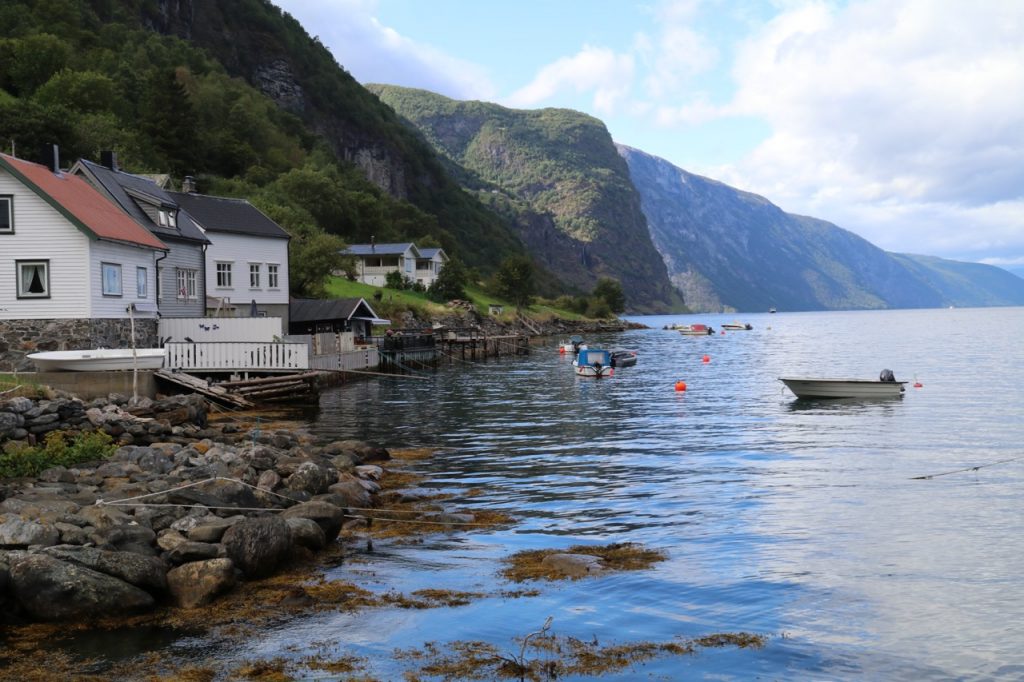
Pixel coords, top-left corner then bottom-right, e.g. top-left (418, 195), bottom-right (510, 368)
top-left (28, 348), bottom-right (166, 372)
top-left (780, 377), bottom-right (906, 399)
top-left (574, 364), bottom-right (613, 378)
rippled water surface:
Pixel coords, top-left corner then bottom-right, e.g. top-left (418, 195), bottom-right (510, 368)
top-left (230, 308), bottom-right (1024, 678)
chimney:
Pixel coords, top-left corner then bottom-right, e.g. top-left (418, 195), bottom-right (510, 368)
top-left (181, 176), bottom-right (196, 193)
top-left (370, 235), bottom-right (375, 252)
top-left (39, 144), bottom-right (60, 173)
top-left (100, 150), bottom-right (118, 171)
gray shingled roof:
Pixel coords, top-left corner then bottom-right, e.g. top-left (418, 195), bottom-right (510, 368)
top-left (289, 297), bottom-right (384, 323)
top-left (169, 191), bottom-right (290, 239)
top-left (417, 247), bottom-right (446, 259)
top-left (77, 159), bottom-right (210, 244)
top-left (344, 242), bottom-right (419, 257)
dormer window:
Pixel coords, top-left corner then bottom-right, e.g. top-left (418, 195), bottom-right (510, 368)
top-left (168, 211), bottom-right (177, 228)
top-left (158, 210), bottom-right (168, 227)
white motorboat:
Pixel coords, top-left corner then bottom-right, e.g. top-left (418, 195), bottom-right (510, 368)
top-left (27, 348), bottom-right (166, 372)
top-left (675, 323), bottom-right (715, 336)
top-left (573, 348), bottom-right (614, 378)
top-left (721, 321), bottom-right (752, 330)
top-left (779, 376), bottom-right (906, 399)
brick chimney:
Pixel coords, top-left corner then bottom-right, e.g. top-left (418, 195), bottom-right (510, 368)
top-left (100, 150), bottom-right (118, 171)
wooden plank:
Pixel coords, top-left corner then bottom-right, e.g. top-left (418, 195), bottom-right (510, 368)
top-left (154, 370), bottom-right (253, 408)
top-left (220, 371), bottom-right (321, 388)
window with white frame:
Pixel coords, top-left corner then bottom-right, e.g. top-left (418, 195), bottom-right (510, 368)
top-left (137, 266), bottom-right (147, 297)
top-left (16, 260), bottom-right (49, 298)
top-left (158, 210), bottom-right (168, 227)
top-left (216, 262), bottom-right (232, 288)
top-left (176, 268), bottom-right (198, 299)
top-left (0, 195), bottom-right (12, 233)
top-left (168, 211), bottom-right (177, 228)
top-left (101, 262), bottom-right (122, 296)
top-left (249, 262), bottom-right (261, 288)
top-left (267, 263), bottom-right (279, 289)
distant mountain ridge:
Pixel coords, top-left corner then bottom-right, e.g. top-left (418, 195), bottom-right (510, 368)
top-left (367, 85), bottom-right (683, 312)
top-left (617, 144), bottom-right (1024, 311)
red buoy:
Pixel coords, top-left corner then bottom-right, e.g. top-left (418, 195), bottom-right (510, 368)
top-left (675, 380), bottom-right (687, 392)
top-left (702, 354), bottom-right (710, 363)
top-left (914, 382), bottom-right (923, 388)
top-left (559, 346), bottom-right (566, 354)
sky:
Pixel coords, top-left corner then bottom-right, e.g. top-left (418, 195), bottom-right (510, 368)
top-left (274, 0), bottom-right (1024, 275)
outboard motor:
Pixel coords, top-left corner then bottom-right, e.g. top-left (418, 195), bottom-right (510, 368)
top-left (879, 368), bottom-right (896, 382)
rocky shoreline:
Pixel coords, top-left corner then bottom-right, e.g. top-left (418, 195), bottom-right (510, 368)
top-left (0, 392), bottom-right (391, 623)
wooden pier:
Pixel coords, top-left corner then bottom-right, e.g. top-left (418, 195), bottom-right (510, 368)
top-left (438, 329), bottom-right (530, 363)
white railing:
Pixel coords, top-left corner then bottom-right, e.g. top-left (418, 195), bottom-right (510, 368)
top-left (309, 348), bottom-right (379, 372)
top-left (165, 342), bottom-right (309, 371)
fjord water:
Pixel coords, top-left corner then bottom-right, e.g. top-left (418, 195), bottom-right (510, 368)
top-left (277, 308), bottom-right (1021, 679)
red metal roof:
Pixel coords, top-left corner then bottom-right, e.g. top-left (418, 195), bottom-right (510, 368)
top-left (0, 153), bottom-right (166, 251)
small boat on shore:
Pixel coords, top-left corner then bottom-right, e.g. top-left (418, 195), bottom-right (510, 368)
top-left (779, 373), bottom-right (906, 399)
top-left (609, 349), bottom-right (637, 368)
top-left (28, 348), bottom-right (166, 372)
top-left (573, 348), bottom-right (614, 378)
top-left (721, 321), bottom-right (753, 331)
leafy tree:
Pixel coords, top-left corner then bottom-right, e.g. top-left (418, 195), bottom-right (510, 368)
top-left (1, 34), bottom-right (71, 96)
top-left (33, 70), bottom-right (115, 113)
top-left (494, 255), bottom-right (535, 308)
top-left (427, 257), bottom-right (468, 302)
top-left (289, 229), bottom-right (348, 298)
top-left (592, 277), bottom-right (626, 313)
top-left (385, 269), bottom-right (409, 290)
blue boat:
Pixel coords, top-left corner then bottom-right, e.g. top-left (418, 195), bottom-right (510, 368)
top-left (573, 348), bottom-right (614, 378)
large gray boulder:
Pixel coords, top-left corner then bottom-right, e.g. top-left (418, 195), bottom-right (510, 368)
top-left (10, 554), bottom-right (154, 621)
top-left (326, 478), bottom-right (372, 509)
top-left (0, 515), bottom-right (60, 548)
top-left (285, 461), bottom-right (337, 496)
top-left (92, 524), bottom-right (157, 555)
top-left (167, 558), bottom-right (235, 608)
top-left (285, 517), bottom-right (326, 551)
top-left (41, 545), bottom-right (168, 592)
top-left (280, 501), bottom-right (345, 542)
top-left (166, 540), bottom-right (221, 565)
top-left (221, 516), bottom-right (291, 578)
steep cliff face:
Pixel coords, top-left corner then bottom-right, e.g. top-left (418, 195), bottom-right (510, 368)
top-left (144, 0), bottom-right (524, 273)
top-left (618, 144), bottom-right (1024, 311)
top-left (370, 86), bottom-right (683, 312)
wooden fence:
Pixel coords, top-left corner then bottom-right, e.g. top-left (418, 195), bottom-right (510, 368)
top-left (165, 342), bottom-right (309, 371)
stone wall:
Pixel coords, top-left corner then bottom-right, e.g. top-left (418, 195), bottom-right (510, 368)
top-left (0, 319), bottom-right (158, 372)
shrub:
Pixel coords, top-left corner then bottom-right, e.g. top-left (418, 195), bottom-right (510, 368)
top-left (0, 429), bottom-right (117, 479)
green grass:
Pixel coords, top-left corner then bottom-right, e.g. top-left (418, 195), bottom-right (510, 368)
top-left (324, 277), bottom-right (597, 323)
top-left (0, 374), bottom-right (47, 399)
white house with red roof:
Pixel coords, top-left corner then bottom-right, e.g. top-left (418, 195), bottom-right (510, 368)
top-left (0, 147), bottom-right (168, 371)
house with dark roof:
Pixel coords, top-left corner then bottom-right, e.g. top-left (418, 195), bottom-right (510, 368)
top-left (343, 242), bottom-right (448, 288)
top-left (0, 148), bottom-right (167, 371)
top-left (168, 189), bottom-right (291, 329)
top-left (288, 297), bottom-right (388, 340)
top-left (71, 153), bottom-right (211, 318)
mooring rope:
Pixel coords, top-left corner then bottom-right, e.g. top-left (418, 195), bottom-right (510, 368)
top-left (910, 454), bottom-right (1024, 480)
top-left (94, 475), bottom-right (501, 526)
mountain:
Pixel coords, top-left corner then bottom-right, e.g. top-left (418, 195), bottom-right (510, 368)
top-left (617, 144), bottom-right (1024, 311)
top-left (367, 85), bottom-right (683, 313)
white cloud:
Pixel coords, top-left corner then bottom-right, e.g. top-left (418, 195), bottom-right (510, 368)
top-left (274, 0), bottom-right (496, 100)
top-left (504, 46), bottom-right (635, 113)
top-left (713, 0), bottom-right (1024, 261)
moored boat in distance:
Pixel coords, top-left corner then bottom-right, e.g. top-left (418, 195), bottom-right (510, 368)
top-left (28, 348), bottom-right (166, 372)
top-left (573, 348), bottom-right (614, 378)
top-left (672, 323), bottom-right (715, 336)
top-left (721, 321), bottom-right (753, 330)
top-left (779, 374), bottom-right (906, 399)
top-left (609, 348), bottom-right (637, 368)
top-left (559, 334), bottom-right (585, 355)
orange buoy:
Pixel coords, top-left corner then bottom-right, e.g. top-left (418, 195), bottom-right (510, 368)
top-left (702, 354), bottom-right (710, 363)
top-left (675, 380), bottom-right (687, 392)
top-left (559, 346), bottom-right (565, 354)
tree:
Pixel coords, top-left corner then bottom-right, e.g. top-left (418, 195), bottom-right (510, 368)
top-left (494, 255), bottom-right (535, 309)
top-left (592, 277), bottom-right (626, 313)
top-left (385, 269), bottom-right (409, 290)
top-left (427, 257), bottom-right (468, 302)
